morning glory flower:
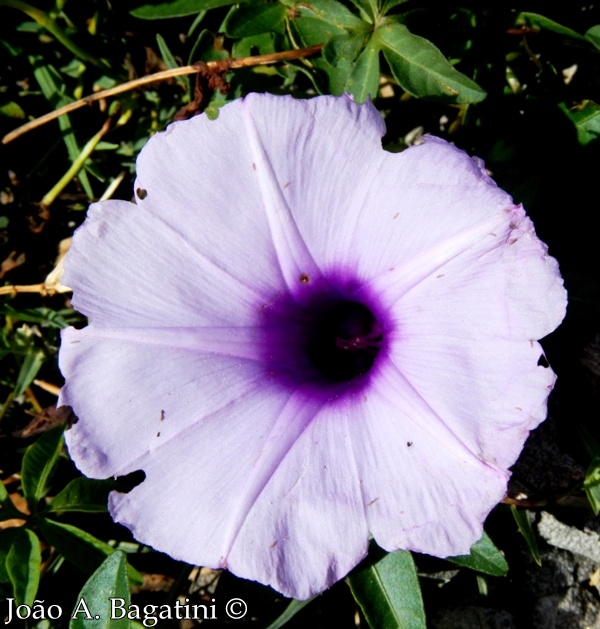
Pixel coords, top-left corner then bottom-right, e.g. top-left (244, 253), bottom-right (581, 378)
top-left (58, 93), bottom-right (566, 599)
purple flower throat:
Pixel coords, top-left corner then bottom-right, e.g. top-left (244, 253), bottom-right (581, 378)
top-left (260, 273), bottom-right (388, 390)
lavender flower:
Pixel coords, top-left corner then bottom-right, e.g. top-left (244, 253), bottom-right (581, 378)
top-left (59, 93), bottom-right (566, 599)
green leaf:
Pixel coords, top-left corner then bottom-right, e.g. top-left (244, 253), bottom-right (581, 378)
top-left (70, 551), bottom-right (130, 629)
top-left (511, 506), bottom-right (541, 566)
top-left (13, 348), bottom-right (46, 399)
top-left (29, 56), bottom-right (94, 199)
top-left (47, 477), bottom-right (118, 514)
top-left (381, 0), bottom-right (410, 12)
top-left (131, 0), bottom-right (242, 19)
top-left (377, 21), bottom-right (486, 103)
top-left (264, 597), bottom-right (316, 629)
top-left (346, 0), bottom-right (378, 22)
top-left (232, 32), bottom-right (277, 58)
top-left (323, 32), bottom-right (369, 65)
top-left (585, 25), bottom-right (600, 50)
top-left (37, 518), bottom-right (143, 586)
top-left (516, 12), bottom-right (584, 41)
top-left (347, 548), bottom-right (426, 629)
top-left (156, 33), bottom-right (179, 69)
top-left (284, 0), bottom-right (364, 31)
top-left (188, 29), bottom-right (229, 64)
top-left (0, 101), bottom-right (25, 118)
top-left (6, 528), bottom-right (41, 606)
top-left (560, 101), bottom-right (600, 146)
top-left (21, 425), bottom-right (65, 513)
top-left (224, 2), bottom-right (287, 38)
top-left (578, 424), bottom-right (600, 513)
top-left (0, 482), bottom-right (27, 522)
top-left (345, 36), bottom-right (380, 102)
top-left (447, 532), bottom-right (509, 577)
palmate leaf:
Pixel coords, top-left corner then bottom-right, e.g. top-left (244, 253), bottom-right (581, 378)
top-left (70, 552), bottom-right (130, 629)
top-left (376, 20), bottom-right (486, 104)
top-left (347, 547), bottom-right (426, 629)
top-left (447, 532), bottom-right (509, 577)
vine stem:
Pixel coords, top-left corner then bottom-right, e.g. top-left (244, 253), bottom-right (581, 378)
top-left (2, 44), bottom-right (323, 144)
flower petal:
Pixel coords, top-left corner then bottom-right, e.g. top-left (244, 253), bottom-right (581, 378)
top-left (347, 366), bottom-right (508, 557)
top-left (60, 327), bottom-right (268, 477)
top-left (384, 211), bottom-right (566, 469)
top-left (105, 383), bottom-right (370, 599)
top-left (63, 200), bottom-right (276, 327)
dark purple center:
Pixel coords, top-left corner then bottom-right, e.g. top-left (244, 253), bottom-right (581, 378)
top-left (305, 301), bottom-right (382, 382)
top-left (259, 274), bottom-right (388, 390)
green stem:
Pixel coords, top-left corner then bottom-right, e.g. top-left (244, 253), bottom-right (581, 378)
top-left (0, 0), bottom-right (105, 67)
top-left (40, 119), bottom-right (111, 208)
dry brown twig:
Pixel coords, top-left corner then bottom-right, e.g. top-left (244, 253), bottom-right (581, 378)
top-left (2, 45), bottom-right (323, 145)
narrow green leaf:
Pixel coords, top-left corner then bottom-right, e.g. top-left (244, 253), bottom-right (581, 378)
top-left (131, 0), bottom-right (241, 19)
top-left (377, 21), bottom-right (486, 104)
top-left (516, 12), bottom-right (584, 41)
top-left (47, 477), bottom-right (118, 514)
top-left (13, 348), bottom-right (45, 399)
top-left (224, 2), bottom-right (287, 37)
top-left (70, 551), bottom-right (130, 629)
top-left (511, 506), bottom-right (541, 566)
top-left (264, 597), bottom-right (316, 629)
top-left (560, 101), bottom-right (600, 146)
top-left (156, 33), bottom-right (179, 69)
top-left (345, 36), bottom-right (380, 102)
top-left (37, 518), bottom-right (143, 586)
top-left (347, 548), bottom-right (426, 629)
top-left (585, 25), bottom-right (600, 50)
top-left (447, 532), bottom-right (509, 577)
top-left (0, 530), bottom-right (18, 583)
top-left (21, 424), bottom-right (65, 512)
top-left (29, 56), bottom-right (94, 198)
top-left (6, 528), bottom-right (41, 606)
